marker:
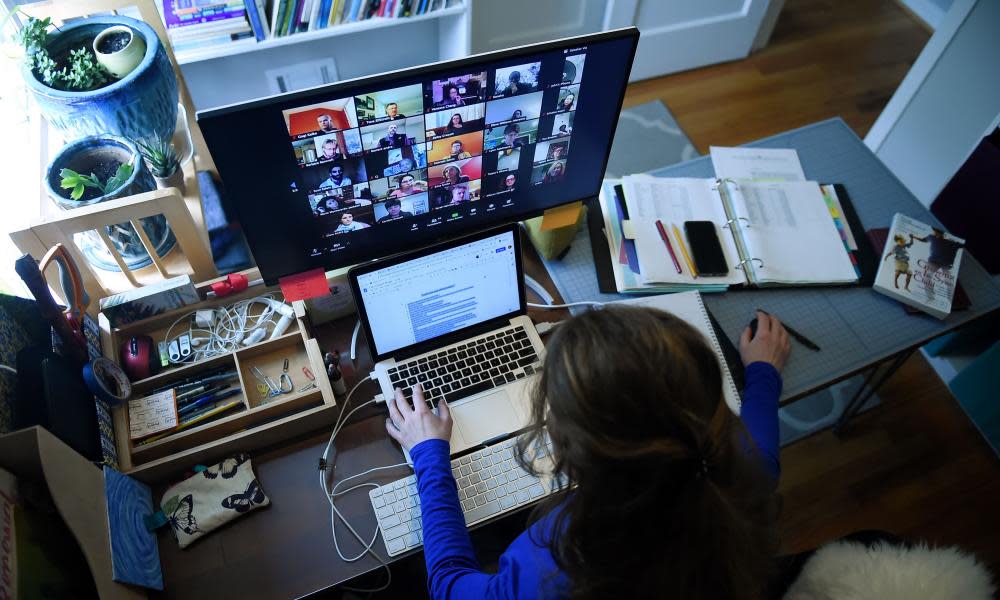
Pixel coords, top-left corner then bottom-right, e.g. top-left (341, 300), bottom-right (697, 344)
top-left (655, 220), bottom-right (682, 274)
top-left (755, 309), bottom-right (821, 351)
top-left (671, 223), bottom-right (697, 278)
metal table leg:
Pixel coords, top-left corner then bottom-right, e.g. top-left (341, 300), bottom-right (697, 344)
top-left (834, 348), bottom-right (916, 434)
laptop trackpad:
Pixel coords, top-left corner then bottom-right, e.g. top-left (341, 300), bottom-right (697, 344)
top-left (452, 390), bottom-right (520, 444)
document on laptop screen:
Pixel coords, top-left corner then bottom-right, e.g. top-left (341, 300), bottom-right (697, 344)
top-left (357, 231), bottom-right (521, 355)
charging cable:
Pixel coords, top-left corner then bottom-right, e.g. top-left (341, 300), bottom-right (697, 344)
top-left (319, 374), bottom-right (409, 593)
top-left (527, 301), bottom-right (605, 310)
top-left (162, 295), bottom-right (291, 364)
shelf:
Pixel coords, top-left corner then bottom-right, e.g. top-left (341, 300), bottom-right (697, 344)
top-left (176, 3), bottom-right (468, 65)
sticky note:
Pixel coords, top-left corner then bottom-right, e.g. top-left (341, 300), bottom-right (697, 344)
top-left (129, 389), bottom-right (179, 440)
top-left (279, 268), bottom-right (329, 302)
top-left (540, 201), bottom-right (583, 231)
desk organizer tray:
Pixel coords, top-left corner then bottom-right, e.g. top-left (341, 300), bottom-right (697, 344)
top-left (99, 272), bottom-right (339, 483)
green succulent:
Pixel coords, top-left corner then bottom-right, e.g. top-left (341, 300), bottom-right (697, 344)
top-left (12, 13), bottom-right (109, 91)
top-left (136, 136), bottom-right (181, 178)
top-left (60, 163), bottom-right (134, 200)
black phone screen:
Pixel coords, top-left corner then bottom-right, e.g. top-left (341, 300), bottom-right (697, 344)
top-left (684, 221), bottom-right (729, 276)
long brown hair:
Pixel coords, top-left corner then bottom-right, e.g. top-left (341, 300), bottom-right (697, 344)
top-left (517, 306), bottom-right (778, 599)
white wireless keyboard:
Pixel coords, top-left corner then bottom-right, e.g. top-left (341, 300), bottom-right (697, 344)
top-left (369, 434), bottom-right (556, 557)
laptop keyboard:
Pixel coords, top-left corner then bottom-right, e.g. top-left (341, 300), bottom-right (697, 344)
top-left (370, 431), bottom-right (557, 557)
top-left (387, 325), bottom-right (541, 408)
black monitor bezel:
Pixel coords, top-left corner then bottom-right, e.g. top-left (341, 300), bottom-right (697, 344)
top-left (198, 27), bottom-right (639, 285)
top-left (348, 222), bottom-right (526, 363)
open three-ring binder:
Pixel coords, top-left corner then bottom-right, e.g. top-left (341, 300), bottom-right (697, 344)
top-left (607, 175), bottom-right (867, 290)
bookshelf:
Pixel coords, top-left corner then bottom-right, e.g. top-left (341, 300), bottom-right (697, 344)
top-left (175, 1), bottom-right (472, 110)
top-left (175, 3), bottom-right (468, 65)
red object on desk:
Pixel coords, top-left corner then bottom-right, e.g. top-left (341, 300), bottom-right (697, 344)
top-left (279, 268), bottom-right (329, 302)
top-left (655, 219), bottom-right (682, 274)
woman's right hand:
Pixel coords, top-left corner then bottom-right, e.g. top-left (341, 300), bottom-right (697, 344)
top-left (739, 311), bottom-right (792, 372)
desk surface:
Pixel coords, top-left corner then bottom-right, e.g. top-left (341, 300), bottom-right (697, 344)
top-left (542, 118), bottom-right (1000, 401)
top-left (155, 119), bottom-right (1000, 598)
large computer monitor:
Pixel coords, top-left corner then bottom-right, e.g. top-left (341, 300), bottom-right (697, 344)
top-left (198, 28), bottom-right (639, 284)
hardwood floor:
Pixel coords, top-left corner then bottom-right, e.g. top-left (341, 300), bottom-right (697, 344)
top-left (623, 0), bottom-right (931, 151)
top-left (623, 0), bottom-right (1000, 573)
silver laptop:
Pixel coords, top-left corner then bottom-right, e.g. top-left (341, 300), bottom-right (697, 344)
top-left (348, 224), bottom-right (545, 455)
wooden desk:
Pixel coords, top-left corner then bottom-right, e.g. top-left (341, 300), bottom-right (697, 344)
top-left (154, 244), bottom-right (568, 599)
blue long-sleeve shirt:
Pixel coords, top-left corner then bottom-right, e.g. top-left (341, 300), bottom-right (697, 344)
top-left (409, 361), bottom-right (783, 599)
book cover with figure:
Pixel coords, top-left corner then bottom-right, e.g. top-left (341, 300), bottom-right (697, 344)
top-left (873, 213), bottom-right (965, 319)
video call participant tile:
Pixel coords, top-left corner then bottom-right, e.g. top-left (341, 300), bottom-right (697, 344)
top-left (355, 83), bottom-right (424, 126)
top-left (533, 138), bottom-right (570, 164)
top-left (283, 98), bottom-right (359, 140)
top-left (428, 156), bottom-right (482, 188)
top-left (484, 119), bottom-right (538, 151)
top-left (308, 182), bottom-right (372, 215)
top-left (369, 169), bottom-right (429, 200)
top-left (429, 179), bottom-right (482, 210)
top-left (561, 54), bottom-right (585, 86)
top-left (491, 62), bottom-right (541, 99)
top-left (424, 72), bottom-right (488, 111)
top-left (424, 103), bottom-right (485, 140)
top-left (365, 145), bottom-right (427, 180)
top-left (552, 85), bottom-right (579, 114)
top-left (531, 160), bottom-right (567, 185)
top-left (293, 130), bottom-right (364, 166)
top-left (549, 111), bottom-right (574, 138)
top-left (483, 147), bottom-right (523, 174)
top-left (360, 116), bottom-right (426, 152)
top-left (426, 130), bottom-right (483, 165)
top-left (328, 206), bottom-right (376, 234)
top-left (484, 91), bottom-right (544, 127)
top-left (374, 194), bottom-right (430, 223)
top-left (303, 156), bottom-right (368, 191)
top-left (484, 171), bottom-right (519, 197)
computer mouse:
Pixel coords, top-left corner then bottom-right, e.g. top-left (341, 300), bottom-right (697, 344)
top-left (120, 335), bottom-right (159, 381)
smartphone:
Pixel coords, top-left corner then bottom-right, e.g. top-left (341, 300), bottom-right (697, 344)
top-left (684, 221), bottom-right (729, 276)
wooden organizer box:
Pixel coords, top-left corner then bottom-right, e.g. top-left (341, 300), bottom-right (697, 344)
top-left (98, 274), bottom-right (338, 483)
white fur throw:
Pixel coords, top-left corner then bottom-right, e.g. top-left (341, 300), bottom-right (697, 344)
top-left (784, 541), bottom-right (996, 600)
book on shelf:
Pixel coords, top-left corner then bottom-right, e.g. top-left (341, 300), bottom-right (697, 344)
top-left (596, 175), bottom-right (871, 294)
top-left (161, 0), bottom-right (254, 53)
top-left (872, 213), bottom-right (966, 319)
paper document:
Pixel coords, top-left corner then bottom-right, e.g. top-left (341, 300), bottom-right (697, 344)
top-left (710, 146), bottom-right (806, 182)
top-left (622, 176), bottom-right (744, 286)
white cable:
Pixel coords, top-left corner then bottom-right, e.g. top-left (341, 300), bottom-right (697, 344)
top-left (527, 301), bottom-right (604, 309)
top-left (350, 319), bottom-right (362, 362)
top-left (162, 295), bottom-right (286, 365)
top-left (0, 365), bottom-right (16, 375)
top-left (319, 377), bottom-right (410, 593)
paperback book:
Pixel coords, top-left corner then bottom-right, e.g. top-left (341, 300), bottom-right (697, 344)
top-left (873, 213), bottom-right (965, 319)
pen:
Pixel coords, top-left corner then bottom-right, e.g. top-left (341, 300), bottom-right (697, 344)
top-left (655, 220), bottom-right (682, 274)
top-left (180, 389), bottom-right (243, 421)
top-left (671, 224), bottom-right (698, 278)
top-left (178, 386), bottom-right (236, 416)
top-left (756, 308), bottom-right (821, 351)
top-left (137, 400), bottom-right (244, 446)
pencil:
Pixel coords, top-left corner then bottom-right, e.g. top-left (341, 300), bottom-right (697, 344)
top-left (655, 220), bottom-right (682, 274)
top-left (137, 400), bottom-right (244, 445)
top-left (671, 224), bottom-right (698, 278)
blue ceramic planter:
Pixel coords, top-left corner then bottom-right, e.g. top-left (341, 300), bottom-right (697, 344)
top-left (24, 16), bottom-right (178, 144)
top-left (46, 136), bottom-right (176, 272)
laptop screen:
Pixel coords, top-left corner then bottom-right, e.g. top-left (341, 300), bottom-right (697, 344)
top-left (355, 229), bottom-right (521, 358)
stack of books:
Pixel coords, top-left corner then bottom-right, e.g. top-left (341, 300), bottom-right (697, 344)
top-left (161, 1), bottom-right (257, 55)
top-left (270, 0), bottom-right (451, 38)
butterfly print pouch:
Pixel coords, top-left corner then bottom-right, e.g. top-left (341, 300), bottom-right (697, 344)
top-left (159, 453), bottom-right (270, 548)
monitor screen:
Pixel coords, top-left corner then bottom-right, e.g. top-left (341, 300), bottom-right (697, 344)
top-left (355, 228), bottom-right (520, 358)
top-left (198, 28), bottom-right (638, 284)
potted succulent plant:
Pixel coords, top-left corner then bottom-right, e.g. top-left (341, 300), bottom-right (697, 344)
top-left (14, 14), bottom-right (178, 144)
top-left (136, 135), bottom-right (185, 195)
top-left (45, 136), bottom-right (176, 272)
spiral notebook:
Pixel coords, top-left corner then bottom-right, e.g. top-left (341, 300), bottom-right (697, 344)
top-left (611, 291), bottom-right (742, 414)
top-left (621, 175), bottom-right (860, 287)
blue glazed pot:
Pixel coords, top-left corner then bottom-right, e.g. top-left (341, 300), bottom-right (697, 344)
top-left (46, 136), bottom-right (177, 272)
top-left (23, 16), bottom-right (178, 144)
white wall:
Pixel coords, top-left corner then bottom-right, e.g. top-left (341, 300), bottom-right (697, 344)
top-left (900, 0), bottom-right (955, 29)
top-left (470, 0), bottom-right (607, 53)
top-left (865, 0), bottom-right (1000, 208)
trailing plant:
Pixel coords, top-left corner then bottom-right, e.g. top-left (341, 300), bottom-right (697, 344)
top-left (13, 13), bottom-right (109, 91)
top-left (136, 136), bottom-right (180, 178)
top-left (60, 163), bottom-right (133, 200)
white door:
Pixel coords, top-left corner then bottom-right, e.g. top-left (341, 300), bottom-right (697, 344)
top-left (605, 0), bottom-right (774, 81)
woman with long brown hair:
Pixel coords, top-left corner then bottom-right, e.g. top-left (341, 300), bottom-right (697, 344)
top-left (387, 307), bottom-right (790, 599)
